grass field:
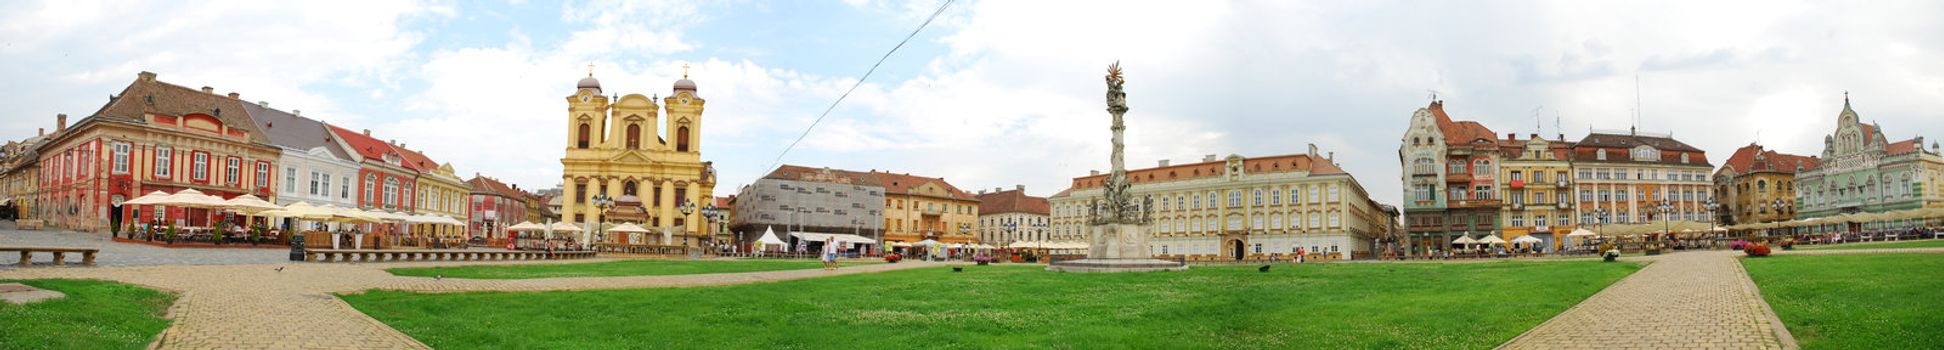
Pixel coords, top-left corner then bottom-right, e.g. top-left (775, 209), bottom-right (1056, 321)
top-left (345, 261), bottom-right (1638, 349)
top-left (385, 259), bottom-right (847, 279)
top-left (0, 279), bottom-right (176, 350)
top-left (1797, 239), bottom-right (1944, 250)
top-left (1742, 253), bottom-right (1944, 349)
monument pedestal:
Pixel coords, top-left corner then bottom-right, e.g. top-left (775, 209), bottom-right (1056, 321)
top-left (1046, 223), bottom-right (1186, 273)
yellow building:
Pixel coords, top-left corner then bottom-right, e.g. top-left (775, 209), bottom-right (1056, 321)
top-left (402, 149), bottom-right (468, 240)
top-left (559, 69), bottom-right (717, 247)
top-left (875, 171), bottom-right (980, 244)
top-left (1497, 134), bottom-right (1577, 250)
top-left (1715, 144), bottom-right (1818, 225)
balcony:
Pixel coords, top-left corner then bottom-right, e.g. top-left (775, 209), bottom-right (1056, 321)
top-left (921, 207), bottom-right (945, 216)
top-left (1556, 201), bottom-right (1573, 209)
top-left (1508, 180), bottom-right (1525, 188)
top-left (1448, 199), bottom-right (1501, 208)
top-left (1445, 173), bottom-right (1472, 183)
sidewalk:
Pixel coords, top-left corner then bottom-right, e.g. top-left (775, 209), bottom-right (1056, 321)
top-left (1498, 250), bottom-right (1791, 350)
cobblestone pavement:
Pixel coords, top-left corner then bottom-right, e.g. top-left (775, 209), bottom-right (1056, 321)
top-left (0, 246), bottom-right (942, 349)
top-left (1499, 250), bottom-right (1793, 350)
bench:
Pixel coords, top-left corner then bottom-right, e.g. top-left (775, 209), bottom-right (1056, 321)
top-left (303, 249), bottom-right (596, 263)
top-left (0, 246), bottom-right (99, 266)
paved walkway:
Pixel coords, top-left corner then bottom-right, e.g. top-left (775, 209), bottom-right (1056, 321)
top-left (1499, 250), bottom-right (1792, 350)
top-left (0, 256), bottom-right (940, 349)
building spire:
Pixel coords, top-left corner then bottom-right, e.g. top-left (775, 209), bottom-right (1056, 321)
top-left (682, 63), bottom-right (690, 79)
top-left (587, 62), bottom-right (595, 77)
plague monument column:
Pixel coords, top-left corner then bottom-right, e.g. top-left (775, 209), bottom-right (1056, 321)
top-left (1048, 62), bottom-right (1189, 273)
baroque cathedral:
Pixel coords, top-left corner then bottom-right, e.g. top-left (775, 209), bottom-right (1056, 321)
top-left (560, 66), bottom-right (718, 246)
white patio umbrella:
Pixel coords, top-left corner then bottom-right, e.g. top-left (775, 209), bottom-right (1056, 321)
top-left (1452, 235), bottom-right (1477, 245)
top-left (156, 189), bottom-right (228, 208)
top-left (121, 191), bottom-right (171, 206)
top-left (506, 221), bottom-right (547, 231)
top-left (548, 221), bottom-right (585, 232)
top-left (222, 194), bottom-right (283, 214)
top-left (1477, 235), bottom-right (1507, 245)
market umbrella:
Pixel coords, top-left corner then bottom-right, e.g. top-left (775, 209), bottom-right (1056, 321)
top-left (1565, 228), bottom-right (1597, 237)
top-left (156, 189), bottom-right (228, 208)
top-left (506, 221), bottom-right (547, 231)
top-left (548, 221), bottom-right (585, 232)
top-left (1510, 235), bottom-right (1543, 244)
top-left (606, 223), bottom-right (651, 233)
top-left (222, 195), bottom-right (282, 214)
top-left (1452, 235), bottom-right (1477, 245)
top-left (1477, 235), bottom-right (1507, 245)
top-left (121, 191), bottom-right (171, 206)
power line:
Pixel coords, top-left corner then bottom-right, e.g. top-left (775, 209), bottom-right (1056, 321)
top-left (767, 0), bottom-right (956, 171)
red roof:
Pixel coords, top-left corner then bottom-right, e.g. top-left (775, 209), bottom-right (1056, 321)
top-left (1065, 153), bottom-right (1342, 191)
top-left (1427, 101), bottom-right (1499, 145)
top-left (466, 176), bottom-right (525, 198)
top-left (1887, 139), bottom-right (1919, 156)
top-left (714, 196), bottom-right (734, 208)
top-left (976, 189), bottom-right (1049, 216)
top-left (870, 171), bottom-right (976, 201)
top-left (1719, 144), bottom-right (1819, 176)
top-left (327, 125), bottom-right (404, 164)
top-left (390, 145), bottom-right (439, 172)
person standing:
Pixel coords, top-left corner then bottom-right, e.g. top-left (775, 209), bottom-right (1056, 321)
top-left (821, 237), bottom-right (839, 271)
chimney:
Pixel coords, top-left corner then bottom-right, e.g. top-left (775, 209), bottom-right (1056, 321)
top-left (1202, 154), bottom-right (1217, 162)
top-left (1158, 159), bottom-right (1170, 167)
top-left (1558, 133), bottom-right (1566, 142)
top-left (137, 71), bottom-right (156, 82)
top-left (38, 128), bottom-right (44, 136)
top-left (1090, 170), bottom-right (1101, 176)
top-left (56, 114), bottom-right (67, 132)
top-left (1530, 133), bottom-right (1540, 140)
top-left (1016, 184), bottom-right (1024, 191)
top-left (293, 110), bottom-right (301, 116)
top-left (1328, 151), bottom-right (1335, 163)
top-left (1507, 133), bottom-right (1516, 141)
top-left (363, 129), bottom-right (371, 136)
top-left (227, 92), bottom-right (240, 99)
top-left (978, 189), bottom-right (987, 195)
top-left (201, 86), bottom-right (214, 94)
top-left (994, 187), bottom-right (1003, 192)
top-left (258, 101), bottom-right (269, 108)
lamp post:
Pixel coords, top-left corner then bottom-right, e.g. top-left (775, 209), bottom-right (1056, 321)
top-left (699, 204), bottom-right (722, 249)
top-left (591, 194), bottom-right (614, 244)
top-left (1703, 198), bottom-right (1720, 239)
top-left (678, 200), bottom-right (695, 247)
top-left (1592, 207), bottom-right (1611, 250)
top-left (1656, 199), bottom-right (1675, 246)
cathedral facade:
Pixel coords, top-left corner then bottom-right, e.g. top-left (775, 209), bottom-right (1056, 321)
top-left (560, 69), bottom-right (718, 246)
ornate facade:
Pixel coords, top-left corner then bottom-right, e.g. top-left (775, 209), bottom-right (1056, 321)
top-left (1794, 97), bottom-right (1944, 218)
top-left (1398, 101), bottom-right (1504, 253)
top-left (1569, 130), bottom-right (1715, 227)
top-left (876, 171), bottom-right (979, 244)
top-left (1053, 147), bottom-right (1394, 260)
top-left (1497, 133), bottom-right (1577, 250)
top-left (1714, 144), bottom-right (1818, 225)
top-left (559, 70), bottom-right (717, 246)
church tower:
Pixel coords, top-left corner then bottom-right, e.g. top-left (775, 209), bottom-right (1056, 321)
top-left (566, 69), bottom-right (610, 150)
top-left (663, 64), bottom-right (706, 153)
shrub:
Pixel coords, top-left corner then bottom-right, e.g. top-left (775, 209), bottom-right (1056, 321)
top-left (884, 253), bottom-right (902, 263)
top-left (1744, 243), bottom-right (1772, 257)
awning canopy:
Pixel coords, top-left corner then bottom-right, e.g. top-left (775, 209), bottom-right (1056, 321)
top-left (789, 231), bottom-right (877, 245)
top-left (756, 227), bottom-right (787, 246)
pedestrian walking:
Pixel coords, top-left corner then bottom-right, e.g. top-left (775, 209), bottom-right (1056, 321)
top-left (821, 237), bottom-right (839, 271)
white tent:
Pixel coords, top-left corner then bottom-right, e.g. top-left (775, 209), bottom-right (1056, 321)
top-left (789, 231), bottom-right (878, 245)
top-left (755, 227), bottom-right (788, 250)
top-left (1565, 228), bottom-right (1597, 237)
top-left (1510, 235), bottom-right (1543, 244)
top-left (910, 239), bottom-right (943, 247)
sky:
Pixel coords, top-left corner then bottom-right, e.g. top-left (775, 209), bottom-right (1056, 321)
top-left (4, 0), bottom-right (1942, 206)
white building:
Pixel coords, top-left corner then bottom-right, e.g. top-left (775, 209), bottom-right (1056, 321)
top-left (1049, 146), bottom-right (1396, 260)
top-left (241, 103), bottom-right (359, 210)
top-left (976, 185), bottom-right (1049, 245)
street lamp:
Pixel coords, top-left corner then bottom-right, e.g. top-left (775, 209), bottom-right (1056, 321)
top-left (699, 204), bottom-right (722, 248)
top-left (678, 200), bottom-right (696, 247)
top-left (1702, 198), bottom-right (1721, 238)
top-left (592, 194), bottom-right (614, 243)
top-left (1656, 199), bottom-right (1676, 244)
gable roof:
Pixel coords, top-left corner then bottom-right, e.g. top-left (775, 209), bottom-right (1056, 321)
top-left (1720, 144), bottom-right (1820, 176)
top-left (92, 72), bottom-right (268, 144)
top-left (326, 124), bottom-right (404, 165)
top-left (1426, 101), bottom-right (1498, 145)
top-left (390, 145), bottom-right (438, 173)
top-left (977, 189), bottom-right (1049, 216)
top-left (466, 176), bottom-right (525, 198)
top-left (239, 103), bottom-right (352, 161)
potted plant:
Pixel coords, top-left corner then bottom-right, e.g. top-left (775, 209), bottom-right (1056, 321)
top-left (214, 221), bottom-right (229, 245)
top-left (251, 225), bottom-right (266, 245)
top-left (884, 252), bottom-right (902, 263)
top-left (165, 222), bottom-right (180, 244)
top-left (1009, 254), bottom-right (1023, 263)
top-left (1602, 249), bottom-right (1620, 262)
top-left (974, 255), bottom-right (994, 266)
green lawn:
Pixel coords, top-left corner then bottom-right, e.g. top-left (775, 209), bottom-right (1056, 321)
top-left (385, 259), bottom-right (847, 279)
top-left (1743, 253), bottom-right (1944, 349)
top-left (344, 261), bottom-right (1639, 349)
top-left (0, 279), bottom-right (176, 350)
top-left (1798, 239), bottom-right (1944, 250)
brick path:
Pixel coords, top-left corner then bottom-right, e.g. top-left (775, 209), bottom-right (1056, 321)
top-left (0, 258), bottom-right (939, 349)
top-left (1499, 250), bottom-right (1792, 350)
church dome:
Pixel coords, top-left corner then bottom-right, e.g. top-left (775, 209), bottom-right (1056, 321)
top-left (673, 78), bottom-right (696, 92)
top-left (577, 76), bottom-right (602, 90)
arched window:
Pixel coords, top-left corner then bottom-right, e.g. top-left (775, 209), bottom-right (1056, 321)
top-left (383, 177), bottom-right (399, 208)
top-left (622, 180), bottom-right (637, 196)
top-left (676, 126), bottom-right (691, 152)
top-left (626, 124), bottom-right (640, 149)
top-left (576, 123), bottom-right (591, 148)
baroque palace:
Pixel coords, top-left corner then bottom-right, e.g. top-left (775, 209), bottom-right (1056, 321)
top-left (1792, 97), bottom-right (1944, 219)
top-left (558, 69), bottom-right (720, 247)
top-left (1049, 146), bottom-right (1400, 261)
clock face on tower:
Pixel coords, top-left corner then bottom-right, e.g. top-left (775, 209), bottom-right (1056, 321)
top-left (680, 97), bottom-right (690, 105)
top-left (579, 90), bottom-right (591, 103)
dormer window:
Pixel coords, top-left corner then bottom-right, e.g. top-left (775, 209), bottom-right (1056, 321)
top-left (1680, 153), bottom-right (1690, 164)
top-left (1630, 146), bottom-right (1660, 161)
